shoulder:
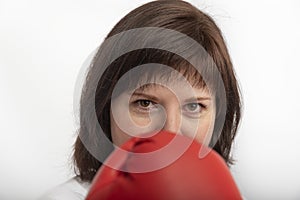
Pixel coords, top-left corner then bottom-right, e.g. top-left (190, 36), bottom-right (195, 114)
top-left (38, 176), bottom-right (91, 200)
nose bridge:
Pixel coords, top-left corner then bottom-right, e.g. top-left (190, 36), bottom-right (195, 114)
top-left (162, 105), bottom-right (181, 134)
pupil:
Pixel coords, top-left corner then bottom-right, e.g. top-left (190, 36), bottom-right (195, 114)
top-left (188, 103), bottom-right (197, 111)
top-left (140, 100), bottom-right (150, 107)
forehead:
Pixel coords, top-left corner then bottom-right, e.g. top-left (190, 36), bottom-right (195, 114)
top-left (127, 64), bottom-right (207, 90)
top-left (128, 75), bottom-right (213, 102)
top-left (112, 60), bottom-right (218, 100)
top-left (131, 83), bottom-right (213, 102)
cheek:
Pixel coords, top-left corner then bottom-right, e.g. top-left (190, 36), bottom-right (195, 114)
top-left (110, 112), bottom-right (132, 146)
top-left (195, 121), bottom-right (214, 146)
top-left (130, 112), bottom-right (152, 127)
top-left (180, 113), bottom-right (215, 146)
top-left (197, 112), bottom-right (216, 145)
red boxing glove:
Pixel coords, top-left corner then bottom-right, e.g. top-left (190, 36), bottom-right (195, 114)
top-left (86, 131), bottom-right (242, 200)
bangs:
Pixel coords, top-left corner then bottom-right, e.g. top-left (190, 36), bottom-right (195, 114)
top-left (173, 59), bottom-right (207, 89)
top-left (109, 48), bottom-right (220, 98)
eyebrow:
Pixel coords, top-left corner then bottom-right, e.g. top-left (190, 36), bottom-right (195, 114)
top-left (184, 97), bottom-right (212, 102)
top-left (131, 92), bottom-right (211, 102)
top-left (131, 92), bottom-right (159, 102)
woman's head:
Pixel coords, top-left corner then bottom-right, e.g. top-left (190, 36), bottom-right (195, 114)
top-left (110, 64), bottom-right (217, 147)
top-left (73, 0), bottom-right (241, 182)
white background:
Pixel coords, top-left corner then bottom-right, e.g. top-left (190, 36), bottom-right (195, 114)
top-left (0, 0), bottom-right (300, 199)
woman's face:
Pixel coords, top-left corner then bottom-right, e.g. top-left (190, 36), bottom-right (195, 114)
top-left (110, 79), bottom-right (216, 147)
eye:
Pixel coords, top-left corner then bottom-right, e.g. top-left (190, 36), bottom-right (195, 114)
top-left (182, 103), bottom-right (206, 116)
top-left (132, 99), bottom-right (158, 113)
top-left (138, 100), bottom-right (152, 108)
top-left (186, 103), bottom-right (200, 112)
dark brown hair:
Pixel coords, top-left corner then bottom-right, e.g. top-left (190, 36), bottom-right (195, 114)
top-left (73, 0), bottom-right (242, 182)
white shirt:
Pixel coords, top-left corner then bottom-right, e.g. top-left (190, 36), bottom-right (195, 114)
top-left (38, 176), bottom-right (91, 200)
top-left (38, 174), bottom-right (246, 200)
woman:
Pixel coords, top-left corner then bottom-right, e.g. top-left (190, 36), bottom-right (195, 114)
top-left (41, 0), bottom-right (241, 199)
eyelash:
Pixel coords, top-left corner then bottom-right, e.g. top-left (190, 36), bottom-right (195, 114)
top-left (183, 102), bottom-right (206, 113)
top-left (132, 99), bottom-right (207, 114)
top-left (132, 99), bottom-right (157, 112)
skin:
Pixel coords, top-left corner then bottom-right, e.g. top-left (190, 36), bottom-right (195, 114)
top-left (110, 79), bottom-right (216, 147)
